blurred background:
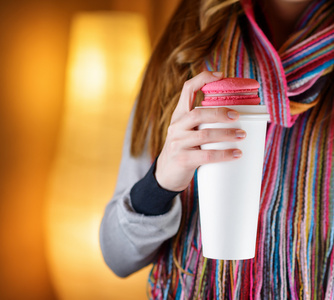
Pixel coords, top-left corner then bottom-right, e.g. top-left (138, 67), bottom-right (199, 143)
top-left (0, 0), bottom-right (179, 299)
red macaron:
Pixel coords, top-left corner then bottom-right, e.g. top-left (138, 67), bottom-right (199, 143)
top-left (201, 77), bottom-right (261, 106)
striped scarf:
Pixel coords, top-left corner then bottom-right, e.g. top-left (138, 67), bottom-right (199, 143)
top-left (149, 0), bottom-right (334, 299)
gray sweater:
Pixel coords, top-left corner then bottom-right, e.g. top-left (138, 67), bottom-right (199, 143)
top-left (99, 108), bottom-right (182, 277)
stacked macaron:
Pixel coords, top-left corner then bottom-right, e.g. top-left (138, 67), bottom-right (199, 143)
top-left (201, 77), bottom-right (261, 106)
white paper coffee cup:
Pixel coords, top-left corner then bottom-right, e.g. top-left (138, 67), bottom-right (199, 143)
top-left (196, 105), bottom-right (270, 260)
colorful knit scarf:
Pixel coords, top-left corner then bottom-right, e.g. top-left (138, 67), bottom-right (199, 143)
top-left (149, 0), bottom-right (334, 299)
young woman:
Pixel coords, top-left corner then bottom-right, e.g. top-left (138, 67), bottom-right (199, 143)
top-left (100, 0), bottom-right (334, 298)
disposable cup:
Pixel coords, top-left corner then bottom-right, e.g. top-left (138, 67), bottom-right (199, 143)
top-left (196, 105), bottom-right (270, 260)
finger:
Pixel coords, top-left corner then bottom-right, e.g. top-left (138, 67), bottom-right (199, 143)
top-left (198, 149), bottom-right (243, 165)
top-left (176, 107), bottom-right (239, 130)
top-left (178, 128), bottom-right (246, 149)
top-left (168, 128), bottom-right (246, 151)
top-left (173, 71), bottom-right (223, 119)
top-left (180, 148), bottom-right (243, 168)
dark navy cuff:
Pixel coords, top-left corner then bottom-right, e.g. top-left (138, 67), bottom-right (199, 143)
top-left (130, 158), bottom-right (181, 216)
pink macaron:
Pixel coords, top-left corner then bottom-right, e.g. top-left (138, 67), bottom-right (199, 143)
top-left (201, 77), bottom-right (261, 106)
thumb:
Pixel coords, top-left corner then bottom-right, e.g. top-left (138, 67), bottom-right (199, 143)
top-left (174, 71), bottom-right (223, 116)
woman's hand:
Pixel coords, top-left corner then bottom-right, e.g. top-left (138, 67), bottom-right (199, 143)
top-left (155, 71), bottom-right (246, 192)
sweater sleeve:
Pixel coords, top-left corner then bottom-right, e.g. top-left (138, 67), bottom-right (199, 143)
top-left (130, 157), bottom-right (181, 215)
top-left (99, 104), bottom-right (182, 278)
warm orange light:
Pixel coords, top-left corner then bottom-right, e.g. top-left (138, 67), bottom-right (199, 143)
top-left (69, 46), bottom-right (107, 103)
top-left (66, 15), bottom-right (108, 106)
top-left (45, 12), bottom-right (151, 299)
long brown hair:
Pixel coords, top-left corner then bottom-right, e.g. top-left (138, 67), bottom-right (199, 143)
top-left (130, 0), bottom-right (240, 158)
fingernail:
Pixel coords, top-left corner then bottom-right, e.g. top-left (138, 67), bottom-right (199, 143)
top-left (233, 149), bottom-right (242, 158)
top-left (212, 71), bottom-right (223, 77)
top-left (227, 110), bottom-right (239, 120)
top-left (235, 129), bottom-right (246, 138)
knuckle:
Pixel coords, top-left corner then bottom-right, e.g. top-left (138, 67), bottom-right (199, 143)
top-left (224, 128), bottom-right (232, 137)
top-left (188, 109), bottom-right (200, 124)
top-left (212, 107), bottom-right (220, 119)
top-left (167, 124), bottom-right (176, 137)
top-left (202, 151), bottom-right (215, 164)
top-left (176, 153), bottom-right (190, 168)
top-left (221, 150), bottom-right (227, 160)
top-left (183, 80), bottom-right (192, 92)
top-left (213, 107), bottom-right (225, 121)
top-left (197, 129), bottom-right (209, 141)
top-left (169, 140), bottom-right (180, 152)
top-left (202, 70), bottom-right (211, 76)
